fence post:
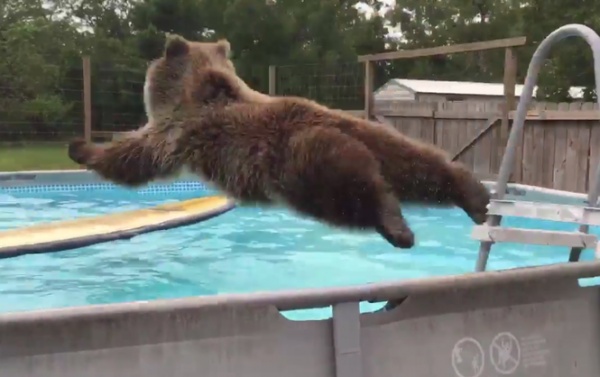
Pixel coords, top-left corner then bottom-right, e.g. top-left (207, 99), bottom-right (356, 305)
top-left (268, 65), bottom-right (276, 95)
top-left (82, 56), bottom-right (92, 143)
top-left (363, 61), bottom-right (374, 120)
top-left (501, 47), bottom-right (518, 180)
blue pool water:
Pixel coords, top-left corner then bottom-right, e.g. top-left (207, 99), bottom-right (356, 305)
top-left (0, 187), bottom-right (597, 319)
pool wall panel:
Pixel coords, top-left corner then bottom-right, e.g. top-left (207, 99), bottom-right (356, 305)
top-left (1, 261), bottom-right (600, 377)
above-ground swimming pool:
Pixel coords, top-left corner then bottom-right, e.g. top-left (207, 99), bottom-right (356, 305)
top-left (1, 174), bottom-right (597, 320)
top-left (3, 24), bottom-right (600, 377)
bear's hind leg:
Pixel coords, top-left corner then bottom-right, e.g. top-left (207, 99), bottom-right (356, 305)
top-left (374, 191), bottom-right (415, 248)
top-left (282, 127), bottom-right (415, 248)
top-left (384, 147), bottom-right (490, 225)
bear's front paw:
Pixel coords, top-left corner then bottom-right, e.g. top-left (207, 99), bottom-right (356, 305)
top-left (449, 162), bottom-right (491, 225)
top-left (464, 185), bottom-right (491, 224)
top-left (68, 138), bottom-right (94, 165)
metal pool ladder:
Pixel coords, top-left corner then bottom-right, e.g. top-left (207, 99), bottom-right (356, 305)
top-left (472, 24), bottom-right (600, 272)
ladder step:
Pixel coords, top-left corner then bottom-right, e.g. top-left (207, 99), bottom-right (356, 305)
top-left (472, 225), bottom-right (597, 248)
top-left (487, 199), bottom-right (600, 225)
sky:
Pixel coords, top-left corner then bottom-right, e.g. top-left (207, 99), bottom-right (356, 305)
top-left (356, 0), bottom-right (396, 16)
top-left (355, 0), bottom-right (404, 40)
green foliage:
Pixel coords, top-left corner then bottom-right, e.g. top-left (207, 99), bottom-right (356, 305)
top-left (1, 0), bottom-right (600, 140)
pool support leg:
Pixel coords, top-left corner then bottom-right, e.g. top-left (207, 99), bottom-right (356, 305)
top-left (332, 302), bottom-right (363, 377)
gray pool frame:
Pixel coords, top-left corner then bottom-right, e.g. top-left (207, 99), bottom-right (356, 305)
top-left (2, 22), bottom-right (600, 377)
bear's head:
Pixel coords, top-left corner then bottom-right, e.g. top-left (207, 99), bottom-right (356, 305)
top-left (143, 34), bottom-right (270, 122)
top-left (144, 35), bottom-right (236, 120)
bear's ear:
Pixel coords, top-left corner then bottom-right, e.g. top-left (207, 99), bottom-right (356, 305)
top-left (215, 39), bottom-right (231, 58)
top-left (164, 34), bottom-right (189, 59)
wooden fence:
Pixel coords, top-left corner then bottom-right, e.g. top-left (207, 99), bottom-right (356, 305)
top-left (347, 101), bottom-right (600, 194)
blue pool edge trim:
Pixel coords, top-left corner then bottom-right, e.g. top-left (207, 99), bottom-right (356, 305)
top-left (0, 198), bottom-right (237, 259)
top-left (0, 168), bottom-right (592, 205)
top-left (0, 169), bottom-right (208, 194)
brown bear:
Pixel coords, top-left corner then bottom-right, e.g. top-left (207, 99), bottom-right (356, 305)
top-left (68, 35), bottom-right (490, 249)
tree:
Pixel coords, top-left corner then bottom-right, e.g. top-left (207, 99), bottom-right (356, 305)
top-left (3, 0), bottom-right (599, 141)
top-left (0, 11), bottom-right (82, 139)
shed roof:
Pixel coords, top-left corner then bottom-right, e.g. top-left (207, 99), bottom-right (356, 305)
top-left (378, 78), bottom-right (585, 99)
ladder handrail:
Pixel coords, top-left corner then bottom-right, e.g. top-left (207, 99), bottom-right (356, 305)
top-left (495, 24), bottom-right (600, 203)
top-left (475, 24), bottom-right (600, 272)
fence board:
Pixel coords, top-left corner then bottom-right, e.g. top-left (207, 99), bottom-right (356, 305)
top-left (450, 102), bottom-right (471, 167)
top-left (469, 101), bottom-right (497, 176)
top-left (575, 102), bottom-right (592, 193)
top-left (471, 117), bottom-right (496, 178)
top-left (563, 102), bottom-right (579, 192)
top-left (521, 110), bottom-right (536, 186)
top-left (473, 128), bottom-right (493, 177)
top-left (564, 103), bottom-right (586, 192)
top-left (389, 102), bottom-right (435, 144)
top-left (551, 103), bottom-right (570, 191)
top-left (421, 114), bottom-right (436, 144)
top-left (541, 103), bottom-right (557, 188)
top-left (588, 103), bottom-right (600, 195)
top-left (511, 106), bottom-right (524, 184)
top-left (532, 114), bottom-right (545, 187)
top-left (436, 102), bottom-right (458, 157)
top-left (468, 102), bottom-right (493, 170)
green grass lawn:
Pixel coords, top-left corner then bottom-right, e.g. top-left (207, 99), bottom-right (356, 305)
top-left (0, 143), bottom-right (79, 172)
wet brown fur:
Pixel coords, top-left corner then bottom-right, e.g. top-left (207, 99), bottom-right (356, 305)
top-left (68, 35), bottom-right (490, 249)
